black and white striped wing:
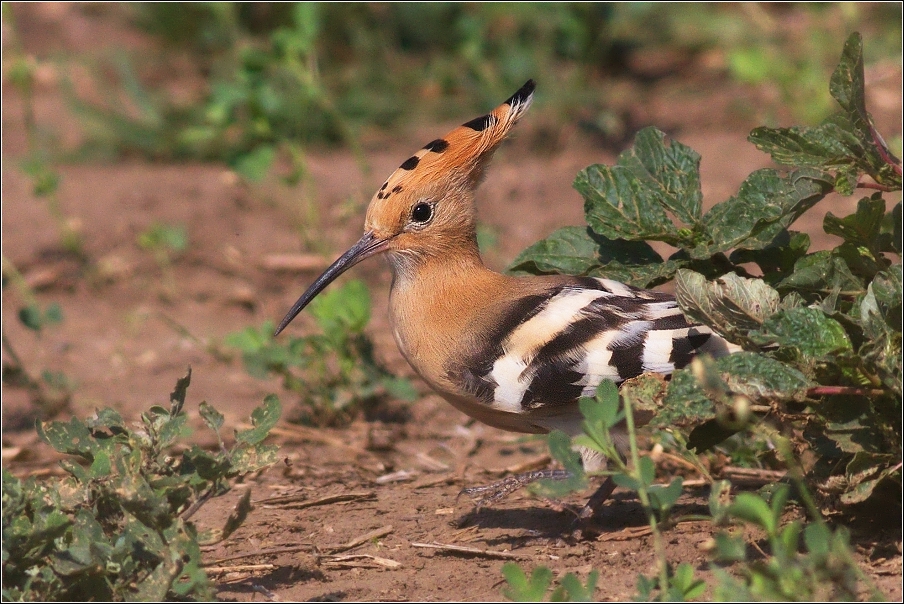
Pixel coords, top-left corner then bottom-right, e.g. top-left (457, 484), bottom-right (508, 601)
top-left (451, 278), bottom-right (731, 414)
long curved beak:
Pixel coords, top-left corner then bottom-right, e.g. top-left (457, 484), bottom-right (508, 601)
top-left (274, 231), bottom-right (389, 336)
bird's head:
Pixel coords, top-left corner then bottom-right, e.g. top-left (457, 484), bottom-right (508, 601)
top-left (275, 80), bottom-right (535, 335)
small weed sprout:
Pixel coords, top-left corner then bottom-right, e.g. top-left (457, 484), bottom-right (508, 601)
top-left (226, 279), bottom-right (416, 425)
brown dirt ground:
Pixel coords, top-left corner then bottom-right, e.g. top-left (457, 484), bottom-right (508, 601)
top-left (2, 5), bottom-right (902, 601)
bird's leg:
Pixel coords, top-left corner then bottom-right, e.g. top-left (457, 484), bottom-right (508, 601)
top-left (577, 476), bottom-right (616, 519)
top-left (459, 469), bottom-right (571, 509)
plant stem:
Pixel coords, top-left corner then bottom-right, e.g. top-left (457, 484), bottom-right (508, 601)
top-left (623, 391), bottom-right (670, 601)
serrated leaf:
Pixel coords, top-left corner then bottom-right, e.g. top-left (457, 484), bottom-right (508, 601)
top-left (675, 270), bottom-right (780, 342)
top-left (507, 226), bottom-right (662, 278)
top-left (778, 250), bottom-right (864, 294)
top-left (702, 168), bottom-right (832, 253)
top-left (750, 33), bottom-right (901, 192)
top-left (717, 352), bottom-right (812, 401)
top-left (616, 127), bottom-right (703, 225)
top-left (576, 164), bottom-right (676, 243)
top-left (235, 394), bottom-right (281, 445)
top-left (824, 194), bottom-right (888, 250)
top-left (755, 307), bottom-right (852, 358)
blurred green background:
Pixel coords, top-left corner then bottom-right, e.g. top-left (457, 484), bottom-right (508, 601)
top-left (4, 3), bottom-right (901, 182)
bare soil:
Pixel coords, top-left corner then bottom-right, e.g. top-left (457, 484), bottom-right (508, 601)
top-left (2, 5), bottom-right (901, 601)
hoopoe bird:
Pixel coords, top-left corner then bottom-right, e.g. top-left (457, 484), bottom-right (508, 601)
top-left (275, 80), bottom-right (736, 513)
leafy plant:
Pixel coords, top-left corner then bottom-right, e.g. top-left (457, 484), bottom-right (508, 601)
top-left (1, 369), bottom-right (281, 601)
top-left (1, 256), bottom-right (73, 417)
top-left (503, 31), bottom-right (898, 603)
top-left (226, 279), bottom-right (416, 425)
top-left (511, 32), bottom-right (901, 508)
top-left (136, 222), bottom-right (188, 299)
top-left (3, 5), bottom-right (85, 260)
top-left (708, 485), bottom-right (872, 601)
top-left (501, 562), bottom-right (598, 602)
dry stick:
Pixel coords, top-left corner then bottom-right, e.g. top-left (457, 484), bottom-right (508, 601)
top-left (263, 491), bottom-right (376, 510)
top-left (324, 525), bottom-right (394, 554)
top-left (205, 544), bottom-right (316, 566)
top-left (320, 554), bottom-right (402, 569)
top-left (205, 564), bottom-right (276, 575)
top-left (721, 467), bottom-right (787, 484)
top-left (410, 541), bottom-right (530, 561)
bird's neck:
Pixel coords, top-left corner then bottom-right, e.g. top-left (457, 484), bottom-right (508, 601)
top-left (385, 239), bottom-right (508, 390)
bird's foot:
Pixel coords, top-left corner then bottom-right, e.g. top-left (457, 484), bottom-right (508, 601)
top-left (459, 469), bottom-right (571, 509)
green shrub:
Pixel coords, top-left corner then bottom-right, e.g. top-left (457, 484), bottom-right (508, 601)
top-left (226, 279), bottom-right (416, 426)
top-left (1, 369), bottom-right (281, 601)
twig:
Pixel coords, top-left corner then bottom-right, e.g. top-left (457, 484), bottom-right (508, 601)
top-left (204, 544), bottom-right (315, 566)
top-left (807, 385), bottom-right (885, 398)
top-left (410, 541), bottom-right (530, 560)
top-left (856, 180), bottom-right (897, 192)
top-left (324, 525), bottom-right (393, 554)
top-left (205, 564), bottom-right (275, 575)
top-left (320, 554), bottom-right (402, 569)
top-left (720, 466), bottom-right (787, 485)
top-left (262, 491), bottom-right (376, 510)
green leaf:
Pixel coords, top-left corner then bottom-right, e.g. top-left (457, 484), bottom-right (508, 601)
top-left (18, 304), bottom-right (43, 331)
top-left (648, 477), bottom-right (683, 514)
top-left (501, 562), bottom-right (553, 602)
top-left (778, 250), bottom-right (864, 294)
top-left (37, 416), bottom-right (98, 461)
top-left (675, 270), bottom-right (780, 342)
top-left (729, 492), bottom-right (776, 533)
top-left (507, 226), bottom-right (662, 278)
top-left (729, 230), bottom-right (811, 283)
top-left (702, 169), bottom-right (832, 253)
top-left (717, 352), bottom-right (812, 401)
top-left (824, 194), bottom-right (888, 251)
top-left (840, 453), bottom-right (899, 505)
top-left (576, 162), bottom-right (676, 243)
top-left (554, 570), bottom-right (598, 602)
top-left (755, 307), bottom-right (853, 358)
top-left (199, 402), bottom-right (225, 436)
top-left (235, 394), bottom-right (281, 445)
top-left (229, 443), bottom-right (280, 475)
top-left (232, 145), bottom-right (276, 182)
top-left (309, 279), bottom-right (371, 338)
top-left (616, 127), bottom-right (703, 225)
top-left (535, 430), bottom-right (586, 498)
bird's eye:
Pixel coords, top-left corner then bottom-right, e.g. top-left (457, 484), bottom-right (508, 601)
top-left (411, 202), bottom-right (433, 224)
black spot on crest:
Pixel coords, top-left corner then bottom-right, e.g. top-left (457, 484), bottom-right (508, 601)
top-left (392, 185), bottom-right (403, 193)
top-left (379, 182), bottom-right (388, 191)
top-left (399, 156), bottom-right (420, 170)
top-left (462, 114), bottom-right (494, 132)
top-left (424, 139), bottom-right (449, 153)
